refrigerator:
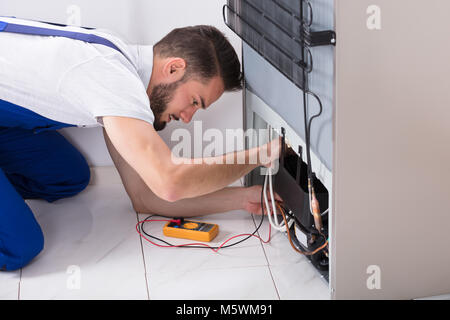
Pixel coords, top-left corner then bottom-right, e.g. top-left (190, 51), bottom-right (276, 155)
top-left (225, 0), bottom-right (450, 299)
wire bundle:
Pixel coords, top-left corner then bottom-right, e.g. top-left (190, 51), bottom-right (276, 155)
top-left (263, 168), bottom-right (294, 232)
top-left (263, 125), bottom-right (294, 232)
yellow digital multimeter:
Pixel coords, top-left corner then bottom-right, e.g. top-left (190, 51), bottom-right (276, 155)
top-left (163, 220), bottom-right (219, 242)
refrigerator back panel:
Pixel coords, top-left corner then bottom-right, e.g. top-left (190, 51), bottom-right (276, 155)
top-left (238, 0), bottom-right (335, 171)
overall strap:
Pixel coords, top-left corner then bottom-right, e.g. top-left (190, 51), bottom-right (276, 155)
top-left (0, 19), bottom-right (123, 55)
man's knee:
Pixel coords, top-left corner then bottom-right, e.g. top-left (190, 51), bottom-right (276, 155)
top-left (37, 132), bottom-right (91, 201)
top-left (65, 153), bottom-right (91, 193)
top-left (46, 153), bottom-right (91, 202)
top-left (2, 130), bottom-right (91, 202)
top-left (0, 223), bottom-right (44, 271)
top-left (18, 226), bottom-right (44, 269)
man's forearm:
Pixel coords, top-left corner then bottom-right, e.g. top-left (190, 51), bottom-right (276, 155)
top-left (170, 146), bottom-right (262, 200)
top-left (110, 138), bottom-right (249, 216)
top-left (104, 128), bottom-right (250, 214)
top-left (104, 127), bottom-right (273, 202)
top-left (134, 185), bottom-right (247, 217)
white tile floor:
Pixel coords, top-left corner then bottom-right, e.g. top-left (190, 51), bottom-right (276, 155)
top-left (0, 166), bottom-right (329, 300)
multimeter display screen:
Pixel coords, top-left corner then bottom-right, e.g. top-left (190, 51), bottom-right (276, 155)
top-left (167, 221), bottom-right (214, 232)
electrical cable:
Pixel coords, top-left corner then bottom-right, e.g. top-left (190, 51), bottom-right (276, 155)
top-left (297, 17), bottom-right (326, 224)
top-left (136, 215), bottom-right (271, 252)
top-left (302, 86), bottom-right (312, 180)
top-left (136, 182), bottom-right (273, 252)
top-left (302, 91), bottom-right (326, 230)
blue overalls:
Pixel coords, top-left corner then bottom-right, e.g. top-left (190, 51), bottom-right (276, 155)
top-left (0, 19), bottom-right (122, 271)
top-left (0, 101), bottom-right (91, 271)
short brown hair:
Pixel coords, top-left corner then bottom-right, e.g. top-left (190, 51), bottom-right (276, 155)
top-left (154, 25), bottom-right (242, 91)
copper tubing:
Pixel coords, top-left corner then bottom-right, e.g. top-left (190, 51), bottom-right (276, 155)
top-left (310, 188), bottom-right (323, 232)
top-left (276, 203), bottom-right (327, 256)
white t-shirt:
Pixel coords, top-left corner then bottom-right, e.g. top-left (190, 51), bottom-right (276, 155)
top-left (0, 17), bottom-right (155, 127)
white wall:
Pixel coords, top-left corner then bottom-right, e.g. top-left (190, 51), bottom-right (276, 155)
top-left (0, 0), bottom-right (242, 166)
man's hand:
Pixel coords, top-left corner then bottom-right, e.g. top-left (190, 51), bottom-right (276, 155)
top-left (259, 137), bottom-right (282, 169)
top-left (242, 185), bottom-right (283, 215)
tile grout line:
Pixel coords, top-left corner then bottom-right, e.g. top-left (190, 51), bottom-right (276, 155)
top-left (147, 263), bottom-right (277, 275)
top-left (135, 211), bottom-right (151, 300)
top-left (265, 263), bottom-right (281, 300)
top-left (245, 165), bottom-right (280, 299)
top-left (251, 214), bottom-right (281, 300)
top-left (242, 179), bottom-right (280, 299)
top-left (17, 268), bottom-right (22, 300)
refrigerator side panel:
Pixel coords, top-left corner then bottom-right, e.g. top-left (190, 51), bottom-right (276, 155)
top-left (334, 0), bottom-right (450, 299)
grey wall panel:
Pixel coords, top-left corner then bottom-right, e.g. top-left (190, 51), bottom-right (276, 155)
top-left (243, 0), bottom-right (334, 171)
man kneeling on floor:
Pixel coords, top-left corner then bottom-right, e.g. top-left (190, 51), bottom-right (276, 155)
top-left (0, 17), bottom-right (281, 271)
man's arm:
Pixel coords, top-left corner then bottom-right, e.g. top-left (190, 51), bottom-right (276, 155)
top-left (102, 116), bottom-right (278, 202)
top-left (103, 127), bottom-right (263, 216)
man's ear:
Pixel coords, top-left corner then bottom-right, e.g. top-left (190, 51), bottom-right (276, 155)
top-left (162, 58), bottom-right (186, 82)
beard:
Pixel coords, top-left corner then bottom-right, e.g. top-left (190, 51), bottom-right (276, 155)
top-left (149, 79), bottom-right (183, 131)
